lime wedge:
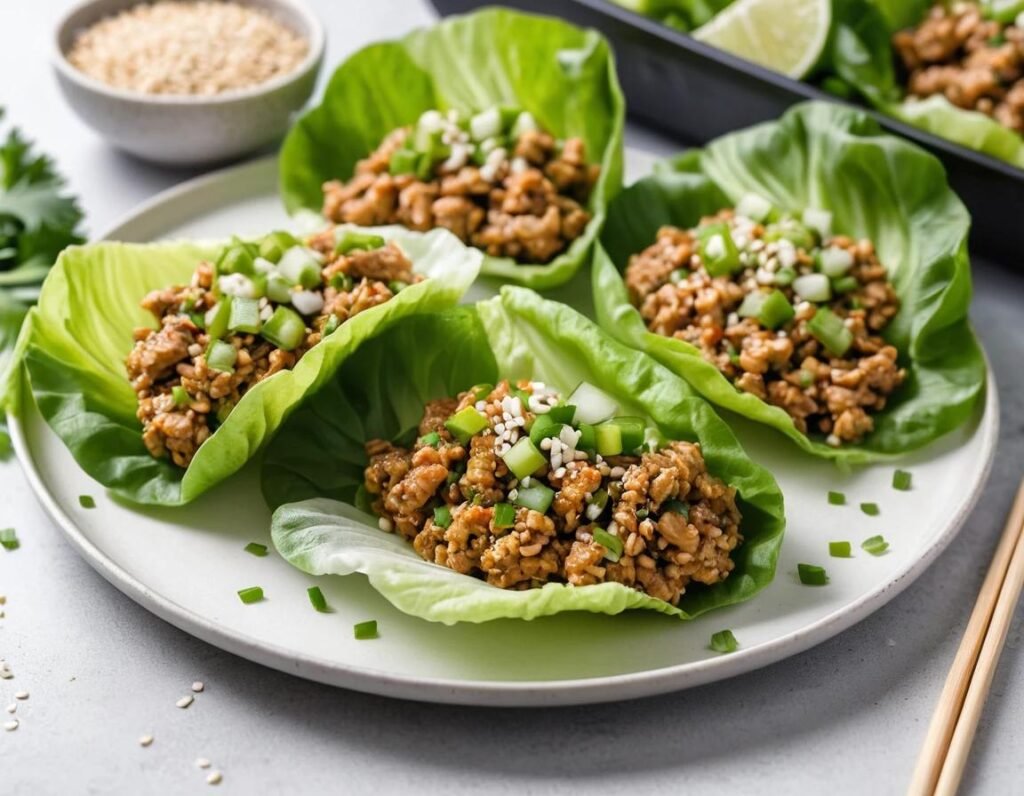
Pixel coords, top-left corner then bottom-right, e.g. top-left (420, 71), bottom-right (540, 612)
top-left (692, 0), bottom-right (831, 79)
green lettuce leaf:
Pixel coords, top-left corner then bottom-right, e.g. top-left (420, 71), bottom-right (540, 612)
top-left (19, 226), bottom-right (481, 505)
top-left (279, 8), bottom-right (625, 290)
top-left (594, 102), bottom-right (985, 464)
top-left (0, 290), bottom-right (26, 457)
top-left (265, 289), bottom-right (785, 624)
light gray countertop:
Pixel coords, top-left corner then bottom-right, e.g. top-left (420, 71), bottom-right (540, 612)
top-left (2, 1), bottom-right (1022, 793)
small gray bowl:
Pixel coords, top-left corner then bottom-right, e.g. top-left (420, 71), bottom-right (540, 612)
top-left (53, 0), bottom-right (325, 167)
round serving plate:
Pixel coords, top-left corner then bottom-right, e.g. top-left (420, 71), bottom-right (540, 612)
top-left (10, 153), bottom-right (999, 706)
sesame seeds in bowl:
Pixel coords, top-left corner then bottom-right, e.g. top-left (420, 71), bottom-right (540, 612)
top-left (52, 0), bottom-right (325, 166)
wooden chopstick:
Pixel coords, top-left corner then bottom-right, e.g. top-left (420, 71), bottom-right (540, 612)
top-left (908, 478), bottom-right (1024, 796)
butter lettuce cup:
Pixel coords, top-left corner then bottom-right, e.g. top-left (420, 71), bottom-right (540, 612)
top-left (19, 225), bottom-right (481, 506)
top-left (263, 288), bottom-right (785, 625)
top-left (279, 8), bottom-right (624, 290)
top-left (593, 102), bottom-right (985, 464)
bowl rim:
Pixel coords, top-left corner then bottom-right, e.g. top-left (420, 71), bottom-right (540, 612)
top-left (52, 0), bottom-right (326, 106)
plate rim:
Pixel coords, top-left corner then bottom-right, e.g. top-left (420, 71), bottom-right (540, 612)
top-left (9, 155), bottom-right (1002, 706)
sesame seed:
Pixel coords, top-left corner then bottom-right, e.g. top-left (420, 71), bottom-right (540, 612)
top-left (176, 695), bottom-right (194, 709)
top-left (377, 517), bottom-right (393, 533)
top-left (4, 720), bottom-right (18, 732)
top-left (14, 691), bottom-right (27, 700)
top-left (610, 466), bottom-right (625, 479)
top-left (540, 438), bottom-right (552, 451)
top-left (553, 467), bottom-right (566, 479)
top-left (207, 771), bottom-right (223, 785)
top-left (191, 681), bottom-right (205, 693)
top-left (5, 704), bottom-right (15, 714)
top-left (0, 595), bottom-right (6, 605)
top-left (196, 758), bottom-right (212, 769)
top-left (139, 735), bottom-right (154, 747)
top-left (0, 661), bottom-right (13, 679)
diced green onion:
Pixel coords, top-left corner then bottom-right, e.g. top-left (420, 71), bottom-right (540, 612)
top-left (829, 541), bottom-right (852, 558)
top-left (697, 223), bottom-right (741, 276)
top-left (567, 382), bottom-right (619, 425)
top-left (765, 219), bottom-right (815, 249)
top-left (736, 193), bottom-right (773, 222)
top-left (592, 528), bottom-right (623, 562)
top-left (469, 383), bottom-right (493, 401)
top-left (808, 307), bottom-right (853, 357)
top-left (433, 505), bottom-right (453, 529)
top-left (205, 297), bottom-right (232, 340)
top-left (793, 273), bottom-right (832, 303)
top-left (514, 483), bottom-right (555, 514)
top-left (893, 470), bottom-right (912, 491)
top-left (529, 415), bottom-right (564, 447)
top-left (738, 291), bottom-right (767, 320)
top-left (206, 340), bottom-right (237, 373)
top-left (614, 417), bottom-right (646, 452)
top-left (816, 246), bottom-right (854, 277)
top-left (545, 404), bottom-right (576, 424)
top-left (493, 502), bottom-right (516, 529)
top-left (444, 407), bottom-right (489, 444)
top-left (757, 290), bottom-right (795, 329)
top-left (832, 275), bottom-right (859, 294)
top-left (228, 296), bottom-right (261, 334)
top-left (709, 629), bottom-right (739, 654)
top-left (0, 528), bottom-right (19, 551)
top-left (79, 495), bottom-right (96, 509)
top-left (244, 542), bottom-right (268, 557)
top-left (862, 535), bottom-right (890, 555)
top-left (576, 422), bottom-right (596, 454)
top-left (418, 431), bottom-right (441, 448)
top-left (775, 266), bottom-right (796, 286)
top-left (797, 563), bottom-right (828, 586)
top-left (278, 247), bottom-right (322, 289)
top-left (172, 385), bottom-right (189, 406)
top-left (266, 273), bottom-right (293, 304)
top-left (595, 422), bottom-right (623, 457)
top-left (663, 499), bottom-right (689, 518)
top-left (501, 437), bottom-right (546, 480)
top-left (188, 312), bottom-right (206, 330)
top-left (217, 244), bottom-right (256, 276)
top-left (389, 148), bottom-right (420, 176)
top-left (387, 280), bottom-right (409, 295)
top-left (354, 620), bottom-right (378, 640)
top-left (258, 231), bottom-right (300, 264)
top-left (828, 490), bottom-right (846, 506)
top-left (323, 315), bottom-right (340, 335)
top-left (237, 586), bottom-right (264, 604)
top-left (585, 489), bottom-right (609, 521)
top-left (860, 502), bottom-right (880, 517)
top-left (802, 207), bottom-right (833, 238)
top-left (261, 306), bottom-right (306, 351)
top-left (799, 369), bottom-right (814, 388)
top-left (307, 586), bottom-right (328, 612)
top-left (335, 231), bottom-right (386, 255)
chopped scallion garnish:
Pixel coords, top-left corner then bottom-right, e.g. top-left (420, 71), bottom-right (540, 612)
top-left (172, 385), bottom-right (189, 406)
top-left (244, 542), bottom-right (268, 557)
top-left (307, 586), bottom-right (328, 613)
top-left (354, 620), bottom-right (378, 640)
top-left (862, 535), bottom-right (890, 556)
top-left (433, 505), bottom-right (453, 529)
top-left (0, 528), bottom-right (19, 551)
top-left (418, 431), bottom-right (441, 448)
top-left (893, 470), bottom-right (912, 491)
top-left (493, 502), bottom-right (516, 529)
top-left (592, 528), bottom-right (623, 562)
top-left (79, 495), bottom-right (96, 509)
top-left (829, 541), bottom-right (852, 558)
top-left (709, 629), bottom-right (739, 654)
top-left (860, 502), bottom-right (880, 516)
top-left (797, 563), bottom-right (828, 586)
top-left (827, 491), bottom-right (845, 506)
top-left (237, 586), bottom-right (264, 604)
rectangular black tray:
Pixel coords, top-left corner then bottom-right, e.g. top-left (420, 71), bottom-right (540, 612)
top-left (431, 0), bottom-right (1024, 264)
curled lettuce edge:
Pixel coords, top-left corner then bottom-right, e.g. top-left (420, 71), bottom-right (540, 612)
top-left (18, 225), bottom-right (481, 506)
top-left (265, 288), bottom-right (785, 624)
top-left (278, 7), bottom-right (626, 290)
top-left (593, 102), bottom-right (986, 464)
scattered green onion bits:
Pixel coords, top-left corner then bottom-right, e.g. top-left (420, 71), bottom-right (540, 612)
top-left (0, 528), bottom-right (19, 551)
top-left (828, 491), bottom-right (845, 506)
top-left (860, 502), bottom-right (880, 516)
top-left (237, 586), bottom-right (264, 604)
top-left (862, 535), bottom-right (890, 556)
top-left (709, 629), bottom-right (739, 654)
top-left (893, 470), bottom-right (912, 491)
top-left (433, 505), bottom-right (453, 530)
top-left (418, 431), bottom-right (441, 448)
top-left (797, 563), bottom-right (828, 586)
top-left (244, 542), bottom-right (269, 557)
top-left (829, 541), bottom-right (852, 558)
top-left (307, 586), bottom-right (328, 613)
top-left (354, 620), bottom-right (378, 640)
top-left (79, 495), bottom-right (96, 509)
top-left (592, 528), bottom-right (623, 562)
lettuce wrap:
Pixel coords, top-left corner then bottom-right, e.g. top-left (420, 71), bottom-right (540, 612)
top-left (279, 8), bottom-right (624, 290)
top-left (593, 102), bottom-right (985, 464)
top-left (18, 226), bottom-right (481, 505)
top-left (263, 287), bottom-right (785, 624)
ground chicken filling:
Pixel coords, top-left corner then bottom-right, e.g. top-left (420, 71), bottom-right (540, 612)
top-left (322, 106), bottom-right (598, 264)
top-left (364, 380), bottom-right (742, 605)
top-left (895, 2), bottom-right (1024, 133)
top-left (127, 228), bottom-right (422, 468)
top-left (624, 199), bottom-right (906, 446)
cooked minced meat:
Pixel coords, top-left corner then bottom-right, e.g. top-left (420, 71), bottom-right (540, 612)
top-left (364, 380), bottom-right (742, 605)
top-left (624, 200), bottom-right (905, 446)
top-left (894, 3), bottom-right (1024, 133)
top-left (127, 228), bottom-right (421, 467)
top-left (322, 106), bottom-right (598, 264)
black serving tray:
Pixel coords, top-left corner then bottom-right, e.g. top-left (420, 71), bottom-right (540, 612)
top-left (431, 0), bottom-right (1024, 265)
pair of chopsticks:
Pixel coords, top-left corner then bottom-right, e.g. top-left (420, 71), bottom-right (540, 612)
top-left (908, 479), bottom-right (1024, 796)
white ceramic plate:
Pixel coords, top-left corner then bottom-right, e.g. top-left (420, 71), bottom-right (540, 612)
top-left (11, 155), bottom-right (998, 706)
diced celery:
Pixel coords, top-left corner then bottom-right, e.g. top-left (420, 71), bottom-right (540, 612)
top-left (493, 502), bottom-right (516, 529)
top-left (737, 291), bottom-right (768, 319)
top-left (793, 273), bottom-right (832, 303)
top-left (765, 219), bottom-right (815, 250)
top-left (613, 417), bottom-right (646, 452)
top-left (568, 382), bottom-right (618, 424)
top-left (501, 438), bottom-right (546, 480)
top-left (775, 266), bottom-right (796, 286)
top-left (444, 407), bottom-right (489, 443)
top-left (267, 273), bottom-right (293, 304)
top-left (217, 243), bottom-right (256, 276)
top-left (514, 483), bottom-right (554, 514)
top-left (278, 247), bottom-right (322, 289)
top-left (258, 231), bottom-right (300, 264)
top-left (758, 290), bottom-right (795, 329)
top-left (206, 340), bottom-right (237, 373)
top-left (334, 230), bottom-right (386, 255)
top-left (808, 307), bottom-right (853, 356)
top-left (595, 422), bottom-right (623, 457)
top-left (205, 297), bottom-right (232, 340)
top-left (577, 422), bottom-right (596, 453)
top-left (697, 223), bottom-right (741, 276)
top-left (832, 275), bottom-right (858, 294)
top-left (529, 415), bottom-right (563, 447)
top-left (816, 246), bottom-right (854, 277)
top-left (592, 528), bottom-right (623, 562)
top-left (228, 297), bottom-right (261, 334)
top-left (261, 306), bottom-right (306, 351)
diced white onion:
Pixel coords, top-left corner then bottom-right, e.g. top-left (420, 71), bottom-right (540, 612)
top-left (568, 382), bottom-right (619, 425)
top-left (802, 208), bottom-right (833, 238)
top-left (290, 290), bottom-right (324, 316)
top-left (736, 192), bottom-right (773, 222)
top-left (217, 273), bottom-right (256, 298)
top-left (793, 273), bottom-right (832, 303)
